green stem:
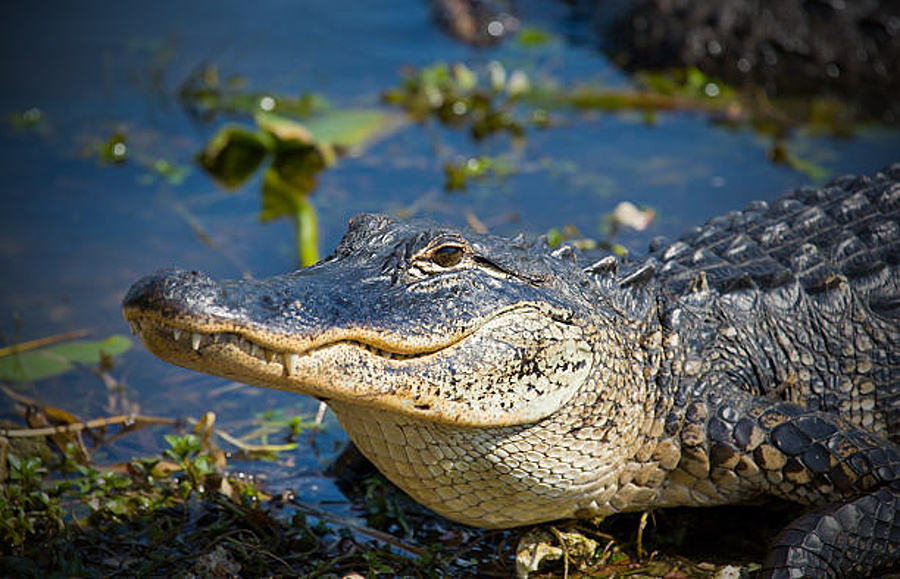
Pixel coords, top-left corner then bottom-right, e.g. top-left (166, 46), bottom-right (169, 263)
top-left (295, 197), bottom-right (319, 267)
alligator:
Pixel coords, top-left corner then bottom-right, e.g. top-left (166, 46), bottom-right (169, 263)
top-left (124, 164), bottom-right (900, 577)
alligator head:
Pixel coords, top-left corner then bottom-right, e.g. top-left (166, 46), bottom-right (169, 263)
top-left (123, 214), bottom-right (602, 428)
top-left (124, 213), bottom-right (662, 527)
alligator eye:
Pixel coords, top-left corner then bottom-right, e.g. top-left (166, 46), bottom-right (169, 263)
top-left (431, 245), bottom-right (464, 268)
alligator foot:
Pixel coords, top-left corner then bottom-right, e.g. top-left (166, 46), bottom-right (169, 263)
top-left (762, 486), bottom-right (900, 578)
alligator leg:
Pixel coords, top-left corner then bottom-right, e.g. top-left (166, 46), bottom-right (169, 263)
top-left (678, 394), bottom-right (900, 576)
top-left (761, 486), bottom-right (900, 577)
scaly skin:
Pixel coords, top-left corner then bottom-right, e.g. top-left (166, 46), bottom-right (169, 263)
top-left (123, 164), bottom-right (900, 576)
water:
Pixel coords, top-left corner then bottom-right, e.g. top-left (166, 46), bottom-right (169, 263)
top-left (1, 0), bottom-right (898, 499)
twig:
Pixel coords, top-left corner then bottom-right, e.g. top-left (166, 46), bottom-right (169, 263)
top-left (289, 497), bottom-right (428, 557)
top-left (0, 383), bottom-right (38, 406)
top-left (0, 414), bottom-right (175, 438)
top-left (185, 416), bottom-right (297, 453)
top-left (309, 400), bottom-right (329, 445)
top-left (549, 526), bottom-right (570, 579)
top-left (393, 188), bottom-right (439, 219)
top-left (314, 401), bottom-right (328, 426)
top-left (0, 328), bottom-right (92, 358)
top-left (465, 211), bottom-right (488, 234)
top-left (637, 511), bottom-right (650, 560)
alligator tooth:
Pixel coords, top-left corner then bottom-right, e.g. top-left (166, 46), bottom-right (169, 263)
top-left (212, 333), bottom-right (220, 344)
top-left (283, 352), bottom-right (298, 376)
top-left (251, 343), bottom-right (262, 358)
top-left (192, 333), bottom-right (202, 351)
top-left (173, 328), bottom-right (182, 342)
top-left (265, 350), bottom-right (275, 364)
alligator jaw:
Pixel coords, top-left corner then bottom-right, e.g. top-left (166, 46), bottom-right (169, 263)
top-left (122, 308), bottom-right (451, 391)
top-left (122, 302), bottom-right (591, 427)
top-left (124, 313), bottom-right (435, 372)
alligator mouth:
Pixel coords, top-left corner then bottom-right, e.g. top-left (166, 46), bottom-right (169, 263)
top-left (121, 300), bottom-right (548, 383)
top-left (124, 301), bottom-right (586, 426)
top-left (123, 313), bottom-right (447, 378)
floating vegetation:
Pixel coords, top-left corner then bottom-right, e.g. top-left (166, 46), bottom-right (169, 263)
top-left (5, 107), bottom-right (50, 134)
top-left (767, 140), bottom-right (831, 182)
top-left (443, 154), bottom-right (515, 191)
top-left (197, 109), bottom-right (404, 266)
top-left (136, 158), bottom-right (191, 186)
top-left (0, 333), bottom-right (131, 382)
top-left (382, 62), bottom-right (742, 141)
top-left (95, 131), bottom-right (130, 165)
top-left (514, 26), bottom-right (555, 49)
top-left (385, 61), bottom-right (852, 181)
top-left (178, 63), bottom-right (331, 122)
top-left (382, 61), bottom-right (536, 140)
top-left (547, 201), bottom-right (656, 258)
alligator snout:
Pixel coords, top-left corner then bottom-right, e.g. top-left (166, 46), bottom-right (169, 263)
top-left (122, 268), bottom-right (221, 317)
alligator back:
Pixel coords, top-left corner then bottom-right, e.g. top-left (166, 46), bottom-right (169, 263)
top-left (650, 164), bottom-right (900, 438)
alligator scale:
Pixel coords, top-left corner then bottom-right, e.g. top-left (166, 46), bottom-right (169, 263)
top-left (124, 165), bottom-right (900, 577)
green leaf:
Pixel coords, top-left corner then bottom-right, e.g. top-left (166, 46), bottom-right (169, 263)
top-left (255, 112), bottom-right (315, 145)
top-left (516, 27), bottom-right (554, 47)
top-left (546, 228), bottom-right (563, 248)
top-left (0, 352), bottom-right (71, 382)
top-left (0, 335), bottom-right (132, 382)
top-left (302, 109), bottom-right (403, 149)
top-left (259, 166), bottom-right (320, 265)
top-left (260, 167), bottom-right (299, 222)
top-left (196, 125), bottom-right (271, 189)
top-left (259, 145), bottom-right (326, 222)
top-left (50, 335), bottom-right (132, 363)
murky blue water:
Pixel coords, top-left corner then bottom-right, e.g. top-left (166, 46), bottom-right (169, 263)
top-left (1, 1), bottom-right (898, 499)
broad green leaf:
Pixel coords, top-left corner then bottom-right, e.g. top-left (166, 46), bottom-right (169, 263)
top-left (0, 351), bottom-right (70, 382)
top-left (260, 166), bottom-right (320, 265)
top-left (51, 335), bottom-right (132, 363)
top-left (0, 335), bottom-right (132, 382)
top-left (259, 143), bottom-right (326, 222)
top-left (302, 109), bottom-right (404, 149)
top-left (196, 125), bottom-right (271, 189)
top-left (255, 112), bottom-right (315, 145)
top-left (260, 166), bottom-right (300, 222)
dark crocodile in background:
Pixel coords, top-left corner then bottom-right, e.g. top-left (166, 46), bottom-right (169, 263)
top-left (124, 164), bottom-right (900, 577)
